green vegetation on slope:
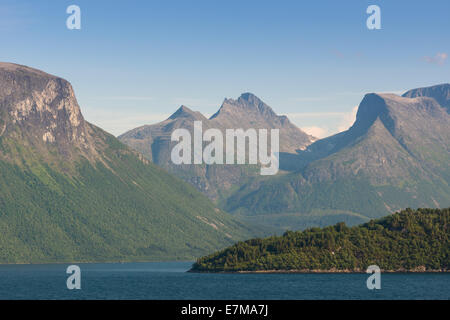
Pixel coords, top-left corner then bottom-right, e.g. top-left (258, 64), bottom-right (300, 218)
top-left (191, 208), bottom-right (449, 272)
top-left (0, 63), bottom-right (264, 264)
top-left (0, 125), bottom-right (258, 263)
top-left (236, 209), bottom-right (371, 234)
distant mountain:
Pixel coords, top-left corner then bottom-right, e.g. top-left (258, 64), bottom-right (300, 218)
top-left (222, 85), bottom-right (450, 229)
top-left (209, 93), bottom-right (314, 153)
top-left (119, 93), bottom-right (315, 200)
top-left (402, 83), bottom-right (450, 112)
top-left (0, 62), bottom-right (258, 263)
top-left (191, 208), bottom-right (450, 273)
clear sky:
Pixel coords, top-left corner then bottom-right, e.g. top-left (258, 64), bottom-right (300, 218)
top-left (1, 0), bottom-right (449, 137)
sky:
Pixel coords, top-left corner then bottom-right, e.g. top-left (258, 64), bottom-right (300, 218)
top-left (1, 0), bottom-right (449, 138)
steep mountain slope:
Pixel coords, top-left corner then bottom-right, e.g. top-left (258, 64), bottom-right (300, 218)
top-left (223, 86), bottom-right (450, 229)
top-left (119, 93), bottom-right (315, 200)
top-left (0, 62), bottom-right (257, 263)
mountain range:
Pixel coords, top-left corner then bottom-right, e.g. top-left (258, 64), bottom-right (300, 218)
top-left (120, 84), bottom-right (450, 231)
top-left (1, 62), bottom-right (448, 263)
top-left (0, 62), bottom-right (259, 263)
top-left (119, 93), bottom-right (315, 200)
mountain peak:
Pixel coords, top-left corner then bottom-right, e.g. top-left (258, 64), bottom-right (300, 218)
top-left (238, 92), bottom-right (263, 104)
top-left (0, 62), bottom-right (91, 157)
top-left (237, 92), bottom-right (269, 110)
top-left (0, 62), bottom-right (57, 79)
top-left (169, 105), bottom-right (205, 120)
top-left (211, 93), bottom-right (277, 120)
top-left (353, 93), bottom-right (389, 126)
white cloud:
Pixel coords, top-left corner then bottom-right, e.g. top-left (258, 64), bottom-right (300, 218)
top-left (303, 126), bottom-right (328, 138)
top-left (337, 106), bottom-right (358, 132)
top-left (286, 106), bottom-right (359, 138)
top-left (424, 52), bottom-right (448, 66)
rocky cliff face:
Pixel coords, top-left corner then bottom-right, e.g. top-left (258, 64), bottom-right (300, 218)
top-left (0, 62), bottom-right (99, 162)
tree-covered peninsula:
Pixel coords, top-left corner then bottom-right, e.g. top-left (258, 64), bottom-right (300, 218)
top-left (191, 208), bottom-right (449, 273)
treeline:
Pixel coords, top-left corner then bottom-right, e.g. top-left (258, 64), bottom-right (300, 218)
top-left (191, 208), bottom-right (449, 272)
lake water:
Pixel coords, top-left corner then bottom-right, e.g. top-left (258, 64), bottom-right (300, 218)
top-left (0, 262), bottom-right (448, 300)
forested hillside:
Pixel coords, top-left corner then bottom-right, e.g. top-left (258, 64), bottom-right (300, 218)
top-left (191, 208), bottom-right (450, 272)
top-left (0, 62), bottom-right (258, 263)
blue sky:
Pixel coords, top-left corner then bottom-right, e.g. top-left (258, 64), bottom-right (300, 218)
top-left (1, 0), bottom-right (449, 137)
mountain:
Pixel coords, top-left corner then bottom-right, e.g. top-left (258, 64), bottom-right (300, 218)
top-left (119, 93), bottom-right (315, 200)
top-left (222, 85), bottom-right (450, 229)
top-left (402, 83), bottom-right (450, 112)
top-left (0, 62), bottom-right (259, 263)
top-left (191, 208), bottom-right (450, 273)
top-left (209, 93), bottom-right (314, 153)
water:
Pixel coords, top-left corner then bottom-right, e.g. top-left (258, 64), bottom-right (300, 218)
top-left (0, 262), bottom-right (448, 300)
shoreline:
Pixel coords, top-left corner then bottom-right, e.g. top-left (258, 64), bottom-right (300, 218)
top-left (0, 260), bottom-right (195, 266)
top-left (189, 269), bottom-right (449, 274)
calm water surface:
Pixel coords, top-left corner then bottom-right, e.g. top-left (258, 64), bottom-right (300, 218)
top-left (0, 262), bottom-right (448, 300)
